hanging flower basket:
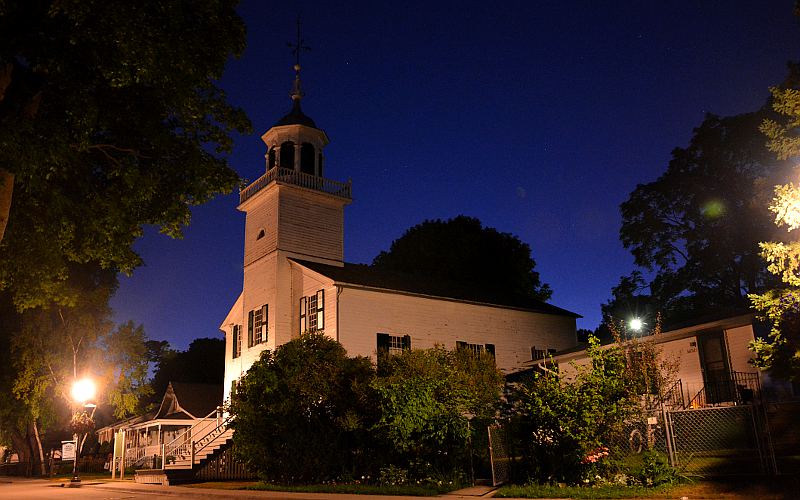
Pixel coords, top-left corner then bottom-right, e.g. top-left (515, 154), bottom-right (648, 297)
top-left (70, 411), bottom-right (95, 435)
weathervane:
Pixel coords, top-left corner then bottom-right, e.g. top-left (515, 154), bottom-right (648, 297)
top-left (287, 15), bottom-right (310, 101)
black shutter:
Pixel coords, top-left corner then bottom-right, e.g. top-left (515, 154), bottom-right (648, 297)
top-left (402, 335), bottom-right (411, 351)
top-left (377, 333), bottom-right (390, 356)
top-left (248, 310), bottom-right (254, 348)
top-left (232, 326), bottom-right (238, 359)
top-left (268, 304), bottom-right (269, 342)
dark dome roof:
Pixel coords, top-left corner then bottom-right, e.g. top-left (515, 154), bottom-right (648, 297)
top-left (274, 99), bottom-right (318, 128)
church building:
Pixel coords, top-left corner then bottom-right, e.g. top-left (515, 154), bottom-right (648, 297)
top-left (219, 60), bottom-right (579, 402)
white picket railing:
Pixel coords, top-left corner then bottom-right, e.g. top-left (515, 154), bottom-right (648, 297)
top-left (240, 167), bottom-right (352, 204)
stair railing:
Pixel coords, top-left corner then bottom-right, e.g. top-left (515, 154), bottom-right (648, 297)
top-left (190, 414), bottom-right (233, 463)
top-left (687, 386), bottom-right (706, 409)
top-left (660, 379), bottom-right (685, 410)
top-left (163, 406), bottom-right (223, 461)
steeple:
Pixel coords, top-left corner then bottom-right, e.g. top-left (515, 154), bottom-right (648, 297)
top-left (257, 16), bottom-right (329, 178)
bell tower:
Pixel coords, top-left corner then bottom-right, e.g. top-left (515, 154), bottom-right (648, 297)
top-left (236, 23), bottom-right (351, 350)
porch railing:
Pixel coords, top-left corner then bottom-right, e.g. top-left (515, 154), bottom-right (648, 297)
top-left (240, 167), bottom-right (352, 204)
top-left (688, 371), bottom-right (761, 408)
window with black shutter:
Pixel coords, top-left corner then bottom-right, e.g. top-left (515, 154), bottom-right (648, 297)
top-left (247, 310), bottom-right (254, 348)
top-left (232, 325), bottom-right (242, 359)
top-left (299, 290), bottom-right (325, 333)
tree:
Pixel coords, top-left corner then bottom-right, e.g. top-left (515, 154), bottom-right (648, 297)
top-left (372, 216), bottom-right (552, 303)
top-left (229, 333), bottom-right (377, 483)
top-left (0, 0), bottom-right (251, 310)
top-left (0, 265), bottom-right (152, 474)
top-left (370, 346), bottom-right (504, 480)
top-left (749, 67), bottom-right (800, 382)
top-left (147, 337), bottom-right (225, 406)
top-left (611, 107), bottom-right (794, 326)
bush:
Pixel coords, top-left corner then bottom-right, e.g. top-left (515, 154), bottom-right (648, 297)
top-left (371, 346), bottom-right (503, 481)
top-left (229, 333), bottom-right (377, 483)
top-left (505, 336), bottom-right (641, 484)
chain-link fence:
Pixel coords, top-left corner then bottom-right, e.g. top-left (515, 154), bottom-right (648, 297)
top-left (765, 401), bottom-right (800, 475)
top-left (667, 405), bottom-right (764, 475)
top-left (487, 423), bottom-right (509, 486)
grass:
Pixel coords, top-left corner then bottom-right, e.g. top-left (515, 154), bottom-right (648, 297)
top-left (495, 483), bottom-right (677, 499)
top-left (496, 475), bottom-right (800, 499)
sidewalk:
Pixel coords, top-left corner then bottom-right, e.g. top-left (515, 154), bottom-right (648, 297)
top-left (86, 480), bottom-right (495, 500)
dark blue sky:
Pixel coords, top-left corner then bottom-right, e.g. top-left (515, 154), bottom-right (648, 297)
top-left (111, 1), bottom-right (800, 350)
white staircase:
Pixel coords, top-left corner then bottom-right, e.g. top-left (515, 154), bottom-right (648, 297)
top-left (134, 408), bottom-right (233, 484)
top-left (165, 422), bottom-right (233, 469)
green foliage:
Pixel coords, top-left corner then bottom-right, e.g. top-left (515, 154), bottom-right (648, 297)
top-left (372, 216), bottom-right (552, 302)
top-left (0, 266), bottom-right (153, 461)
top-left (749, 64), bottom-right (800, 383)
top-left (636, 451), bottom-right (679, 487)
top-left (229, 333), bottom-right (377, 484)
top-left (505, 336), bottom-right (649, 484)
top-left (370, 346), bottom-right (503, 478)
top-left (610, 107), bottom-right (793, 327)
top-left (0, 0), bottom-right (251, 310)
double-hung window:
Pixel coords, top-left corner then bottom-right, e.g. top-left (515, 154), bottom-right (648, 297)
top-left (247, 304), bottom-right (268, 347)
top-left (377, 333), bottom-right (411, 357)
top-left (456, 341), bottom-right (496, 358)
top-left (299, 289), bottom-right (325, 333)
top-left (531, 346), bottom-right (556, 361)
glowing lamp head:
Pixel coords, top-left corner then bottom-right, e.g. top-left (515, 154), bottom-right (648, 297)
top-left (629, 318), bottom-right (644, 332)
top-left (71, 378), bottom-right (96, 404)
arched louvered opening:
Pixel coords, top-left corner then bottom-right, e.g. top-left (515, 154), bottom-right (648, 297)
top-left (318, 152), bottom-right (324, 177)
top-left (280, 141), bottom-right (295, 170)
top-left (267, 148), bottom-right (276, 170)
top-left (300, 143), bottom-right (315, 175)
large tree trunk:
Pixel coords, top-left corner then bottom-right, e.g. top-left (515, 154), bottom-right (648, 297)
top-left (31, 420), bottom-right (46, 477)
top-left (0, 169), bottom-right (13, 244)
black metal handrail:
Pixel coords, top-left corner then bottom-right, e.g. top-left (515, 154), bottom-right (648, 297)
top-left (687, 371), bottom-right (761, 408)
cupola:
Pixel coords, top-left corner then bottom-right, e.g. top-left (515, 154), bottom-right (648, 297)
top-left (261, 58), bottom-right (328, 177)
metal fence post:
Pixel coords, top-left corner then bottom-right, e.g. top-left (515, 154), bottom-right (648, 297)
top-left (661, 401), bottom-right (676, 467)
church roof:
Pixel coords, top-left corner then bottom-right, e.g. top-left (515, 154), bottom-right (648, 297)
top-left (291, 259), bottom-right (580, 318)
top-left (274, 100), bottom-right (318, 128)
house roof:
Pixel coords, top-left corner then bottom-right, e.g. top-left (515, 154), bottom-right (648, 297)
top-left (545, 312), bottom-right (756, 365)
top-left (291, 258), bottom-right (580, 317)
top-left (154, 382), bottom-right (223, 419)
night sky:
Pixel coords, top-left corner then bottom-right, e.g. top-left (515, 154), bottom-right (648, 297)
top-left (110, 1), bottom-right (800, 350)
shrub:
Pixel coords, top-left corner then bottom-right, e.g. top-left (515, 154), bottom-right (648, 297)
top-left (505, 336), bottom-right (641, 484)
top-left (229, 333), bottom-right (377, 483)
top-left (371, 346), bottom-right (503, 481)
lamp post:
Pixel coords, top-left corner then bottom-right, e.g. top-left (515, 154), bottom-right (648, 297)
top-left (69, 378), bottom-right (96, 486)
top-left (629, 317), bottom-right (644, 333)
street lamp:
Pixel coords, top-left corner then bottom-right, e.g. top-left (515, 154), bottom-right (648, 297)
top-left (629, 317), bottom-right (644, 333)
top-left (69, 378), bottom-right (96, 486)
